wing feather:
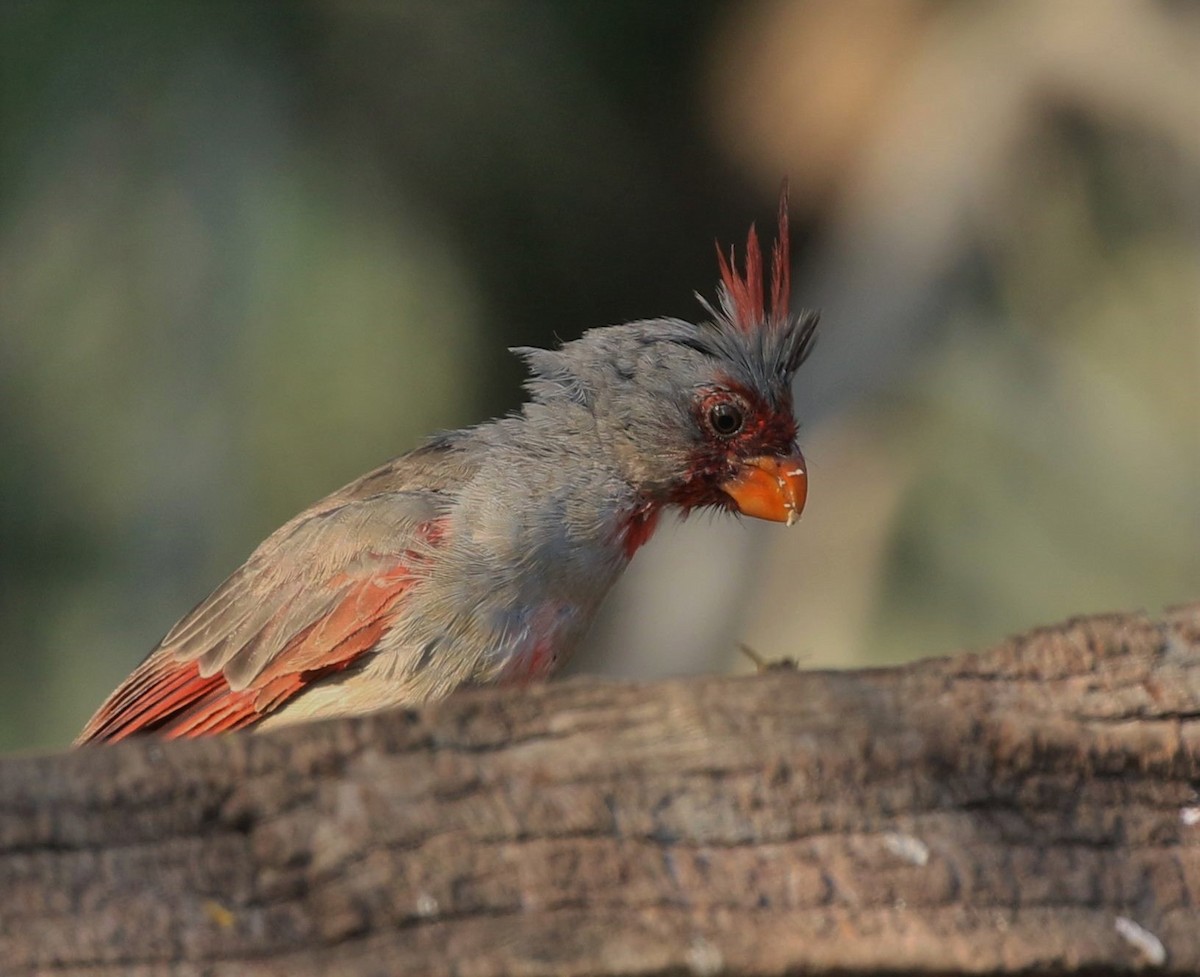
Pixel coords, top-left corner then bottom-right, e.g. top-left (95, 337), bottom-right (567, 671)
top-left (76, 450), bottom-right (468, 746)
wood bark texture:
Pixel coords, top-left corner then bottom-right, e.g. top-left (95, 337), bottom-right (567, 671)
top-left (3, 603), bottom-right (1200, 976)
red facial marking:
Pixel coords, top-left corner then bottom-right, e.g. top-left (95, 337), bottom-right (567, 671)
top-left (709, 379), bottom-right (797, 451)
top-left (669, 379), bottom-right (798, 515)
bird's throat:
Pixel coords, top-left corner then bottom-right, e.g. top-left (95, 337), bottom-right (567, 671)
top-left (619, 502), bottom-right (662, 560)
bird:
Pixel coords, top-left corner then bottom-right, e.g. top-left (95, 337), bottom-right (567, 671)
top-left (76, 188), bottom-right (818, 745)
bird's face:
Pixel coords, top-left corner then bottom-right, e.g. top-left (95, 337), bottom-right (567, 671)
top-left (580, 330), bottom-right (810, 525)
top-left (670, 373), bottom-right (807, 525)
top-left (516, 182), bottom-right (816, 526)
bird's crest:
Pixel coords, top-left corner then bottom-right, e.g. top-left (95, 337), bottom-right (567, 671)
top-left (713, 181), bottom-right (792, 332)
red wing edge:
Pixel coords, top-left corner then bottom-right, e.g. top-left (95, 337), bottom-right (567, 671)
top-left (75, 565), bottom-right (414, 744)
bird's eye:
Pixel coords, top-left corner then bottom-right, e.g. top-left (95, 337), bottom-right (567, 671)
top-left (707, 400), bottom-right (745, 437)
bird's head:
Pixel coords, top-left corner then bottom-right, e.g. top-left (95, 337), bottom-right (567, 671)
top-left (514, 186), bottom-right (817, 526)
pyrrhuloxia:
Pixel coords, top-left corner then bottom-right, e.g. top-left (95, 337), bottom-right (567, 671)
top-left (77, 190), bottom-right (817, 744)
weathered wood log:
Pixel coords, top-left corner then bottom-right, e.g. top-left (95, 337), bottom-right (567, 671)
top-left (3, 603), bottom-right (1200, 976)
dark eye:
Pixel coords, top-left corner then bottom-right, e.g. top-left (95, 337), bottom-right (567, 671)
top-left (707, 400), bottom-right (744, 437)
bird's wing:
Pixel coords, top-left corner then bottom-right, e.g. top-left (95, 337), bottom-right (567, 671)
top-left (76, 444), bottom-right (470, 744)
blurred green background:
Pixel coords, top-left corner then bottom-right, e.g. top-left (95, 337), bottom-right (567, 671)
top-left (1, 1), bottom-right (1197, 753)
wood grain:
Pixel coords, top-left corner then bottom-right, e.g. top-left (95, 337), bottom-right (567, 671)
top-left (3, 602), bottom-right (1200, 975)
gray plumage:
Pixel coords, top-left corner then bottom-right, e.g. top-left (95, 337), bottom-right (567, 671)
top-left (76, 200), bottom-right (818, 744)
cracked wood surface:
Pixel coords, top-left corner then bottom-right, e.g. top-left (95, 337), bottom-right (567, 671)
top-left (3, 603), bottom-right (1200, 975)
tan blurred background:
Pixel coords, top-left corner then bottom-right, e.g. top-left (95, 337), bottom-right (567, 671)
top-left (1, 0), bottom-right (1197, 752)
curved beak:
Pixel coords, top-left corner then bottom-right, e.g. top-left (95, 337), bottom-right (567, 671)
top-left (719, 452), bottom-right (808, 526)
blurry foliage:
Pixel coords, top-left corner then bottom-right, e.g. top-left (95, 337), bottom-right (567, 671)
top-left (873, 114), bottom-right (1199, 658)
top-left (1, 1), bottom-right (1198, 751)
top-left (730, 0), bottom-right (1199, 672)
top-left (0, 2), bottom-right (490, 748)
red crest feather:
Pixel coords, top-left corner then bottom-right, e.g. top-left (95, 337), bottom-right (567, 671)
top-left (715, 180), bottom-right (792, 332)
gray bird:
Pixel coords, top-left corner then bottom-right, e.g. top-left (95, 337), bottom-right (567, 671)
top-left (77, 189), bottom-right (816, 743)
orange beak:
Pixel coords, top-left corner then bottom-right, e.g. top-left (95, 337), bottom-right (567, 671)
top-left (719, 453), bottom-right (808, 525)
